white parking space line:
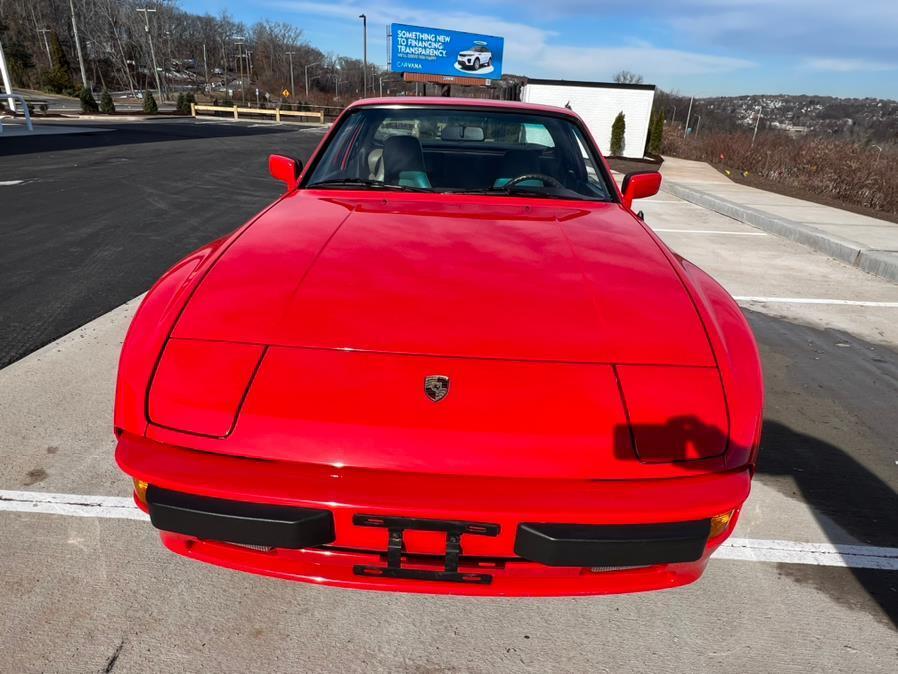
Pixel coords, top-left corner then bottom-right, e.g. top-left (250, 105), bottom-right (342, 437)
top-left (716, 538), bottom-right (898, 571)
top-left (653, 228), bottom-right (767, 236)
top-left (0, 489), bottom-right (147, 521)
top-left (735, 296), bottom-right (898, 308)
top-left (2, 489), bottom-right (896, 570)
top-left (0, 180), bottom-right (24, 186)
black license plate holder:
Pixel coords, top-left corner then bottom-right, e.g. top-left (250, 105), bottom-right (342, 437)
top-left (352, 514), bottom-right (500, 584)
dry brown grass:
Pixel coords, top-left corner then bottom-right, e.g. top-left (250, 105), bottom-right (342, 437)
top-left (663, 126), bottom-right (898, 216)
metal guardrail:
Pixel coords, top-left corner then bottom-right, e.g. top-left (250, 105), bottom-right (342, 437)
top-left (0, 93), bottom-right (34, 133)
top-left (191, 103), bottom-right (324, 124)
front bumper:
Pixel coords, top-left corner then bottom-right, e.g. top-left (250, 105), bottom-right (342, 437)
top-left (118, 432), bottom-right (749, 596)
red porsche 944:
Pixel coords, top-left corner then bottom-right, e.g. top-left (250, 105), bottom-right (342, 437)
top-left (115, 98), bottom-right (763, 595)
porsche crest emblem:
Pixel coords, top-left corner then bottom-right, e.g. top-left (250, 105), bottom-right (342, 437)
top-left (424, 375), bottom-right (450, 402)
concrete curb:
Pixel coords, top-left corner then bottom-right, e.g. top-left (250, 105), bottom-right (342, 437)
top-left (662, 181), bottom-right (898, 284)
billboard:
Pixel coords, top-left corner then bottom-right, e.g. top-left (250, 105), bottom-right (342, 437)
top-left (390, 24), bottom-right (504, 80)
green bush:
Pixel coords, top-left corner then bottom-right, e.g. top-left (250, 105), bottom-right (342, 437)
top-left (143, 90), bottom-right (158, 114)
top-left (610, 111), bottom-right (626, 156)
top-left (79, 87), bottom-right (99, 114)
top-left (174, 91), bottom-right (196, 114)
top-left (648, 111), bottom-right (664, 155)
top-left (41, 32), bottom-right (74, 94)
top-left (99, 89), bottom-right (115, 114)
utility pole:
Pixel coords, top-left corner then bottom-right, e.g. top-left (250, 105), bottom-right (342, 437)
top-left (335, 77), bottom-right (344, 99)
top-left (359, 14), bottom-right (367, 97)
top-left (221, 37), bottom-right (228, 97)
top-left (37, 28), bottom-right (53, 68)
top-left (137, 8), bottom-right (162, 101)
top-left (0, 36), bottom-right (16, 112)
top-left (164, 30), bottom-right (173, 99)
top-left (235, 38), bottom-right (245, 103)
top-left (69, 0), bottom-right (89, 89)
top-left (751, 107), bottom-right (762, 147)
top-left (304, 60), bottom-right (320, 97)
top-left (285, 51), bottom-right (295, 100)
top-left (695, 115), bottom-right (702, 137)
top-left (379, 76), bottom-right (383, 97)
top-left (683, 96), bottom-right (694, 139)
top-left (202, 43), bottom-right (208, 90)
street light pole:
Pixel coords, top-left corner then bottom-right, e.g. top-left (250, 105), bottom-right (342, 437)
top-left (286, 51), bottom-right (295, 100)
top-left (683, 96), bottom-right (694, 139)
top-left (37, 28), bottom-right (53, 68)
top-left (304, 60), bottom-right (321, 97)
top-left (359, 14), bottom-right (367, 97)
top-left (69, 0), bottom-right (89, 89)
top-left (751, 107), bottom-right (762, 147)
top-left (136, 8), bottom-right (162, 101)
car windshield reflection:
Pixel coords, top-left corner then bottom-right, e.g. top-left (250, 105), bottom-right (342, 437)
top-left (304, 106), bottom-right (614, 202)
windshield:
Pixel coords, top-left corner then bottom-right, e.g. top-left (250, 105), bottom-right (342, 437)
top-left (303, 106), bottom-right (615, 201)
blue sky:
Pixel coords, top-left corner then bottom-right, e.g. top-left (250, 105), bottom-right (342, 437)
top-left (182, 1), bottom-right (898, 99)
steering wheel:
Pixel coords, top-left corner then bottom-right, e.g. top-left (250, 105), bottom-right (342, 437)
top-left (505, 173), bottom-right (564, 189)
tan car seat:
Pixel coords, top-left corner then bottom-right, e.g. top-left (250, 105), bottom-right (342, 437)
top-left (368, 148), bottom-right (384, 181)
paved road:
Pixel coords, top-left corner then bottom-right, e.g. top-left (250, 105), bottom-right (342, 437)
top-left (0, 121), bottom-right (895, 671)
top-left (0, 119), bottom-right (324, 369)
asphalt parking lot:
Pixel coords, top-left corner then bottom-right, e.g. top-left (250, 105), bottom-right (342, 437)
top-left (0, 118), bottom-right (324, 369)
top-left (1, 119), bottom-right (896, 672)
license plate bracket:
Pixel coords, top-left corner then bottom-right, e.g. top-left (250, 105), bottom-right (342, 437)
top-left (352, 514), bottom-right (500, 584)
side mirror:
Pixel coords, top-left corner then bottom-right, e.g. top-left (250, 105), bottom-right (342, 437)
top-left (269, 154), bottom-right (301, 191)
top-left (620, 171), bottom-right (662, 209)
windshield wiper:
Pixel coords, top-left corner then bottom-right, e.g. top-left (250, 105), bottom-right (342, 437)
top-left (306, 178), bottom-right (431, 193)
top-left (452, 186), bottom-right (575, 200)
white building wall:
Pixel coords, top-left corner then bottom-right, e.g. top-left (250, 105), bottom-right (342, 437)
top-left (521, 83), bottom-right (655, 159)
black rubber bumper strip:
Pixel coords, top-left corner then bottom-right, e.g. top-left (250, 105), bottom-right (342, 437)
top-left (514, 520), bottom-right (712, 567)
top-left (146, 486), bottom-right (335, 549)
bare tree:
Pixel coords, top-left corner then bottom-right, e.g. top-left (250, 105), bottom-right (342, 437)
top-left (613, 70), bottom-right (644, 85)
top-left (0, 0), bottom-right (385, 102)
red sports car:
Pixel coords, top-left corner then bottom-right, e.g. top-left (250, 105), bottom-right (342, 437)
top-left (115, 97), bottom-right (763, 595)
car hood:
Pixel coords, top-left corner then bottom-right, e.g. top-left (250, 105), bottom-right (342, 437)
top-left (172, 192), bottom-right (713, 366)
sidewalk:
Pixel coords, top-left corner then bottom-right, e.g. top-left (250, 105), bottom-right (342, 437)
top-left (659, 157), bottom-right (898, 283)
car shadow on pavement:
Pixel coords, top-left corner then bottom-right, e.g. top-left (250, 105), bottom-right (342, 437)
top-left (760, 420), bottom-right (898, 627)
top-left (611, 309), bottom-right (897, 626)
top-left (750, 309), bottom-right (898, 627)
top-left (0, 120), bottom-right (302, 158)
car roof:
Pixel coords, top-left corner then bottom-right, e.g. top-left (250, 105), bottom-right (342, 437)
top-left (345, 97), bottom-right (581, 120)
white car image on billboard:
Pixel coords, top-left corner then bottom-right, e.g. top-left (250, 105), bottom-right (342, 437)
top-left (456, 42), bottom-right (492, 71)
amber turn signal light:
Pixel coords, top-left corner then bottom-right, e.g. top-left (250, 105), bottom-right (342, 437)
top-left (709, 510), bottom-right (734, 538)
top-left (133, 479), bottom-right (149, 505)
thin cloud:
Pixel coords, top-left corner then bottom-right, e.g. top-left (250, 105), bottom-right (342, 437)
top-left (273, 0), bottom-right (756, 80)
top-left (804, 58), bottom-right (898, 73)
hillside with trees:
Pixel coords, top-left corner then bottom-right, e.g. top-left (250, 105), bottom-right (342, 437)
top-left (0, 0), bottom-right (391, 105)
